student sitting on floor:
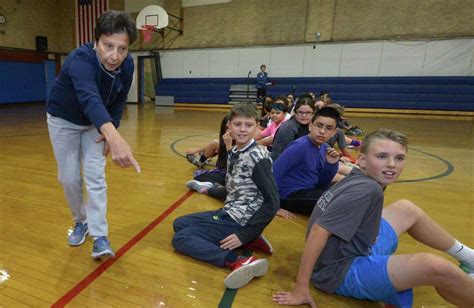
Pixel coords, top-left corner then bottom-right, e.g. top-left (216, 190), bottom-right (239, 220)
top-left (185, 116), bottom-right (232, 169)
top-left (319, 91), bottom-right (332, 105)
top-left (259, 97), bottom-right (274, 129)
top-left (186, 115), bottom-right (233, 201)
top-left (326, 128), bottom-right (358, 163)
top-left (273, 129), bottom-right (474, 307)
top-left (172, 102), bottom-right (280, 289)
top-left (273, 107), bottom-right (340, 217)
top-left (330, 103), bottom-right (365, 137)
top-left (271, 94), bottom-right (316, 162)
top-left (255, 98), bottom-right (289, 147)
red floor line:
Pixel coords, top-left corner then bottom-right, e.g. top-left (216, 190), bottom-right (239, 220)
top-left (51, 190), bottom-right (194, 308)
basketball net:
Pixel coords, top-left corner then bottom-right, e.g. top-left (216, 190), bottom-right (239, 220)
top-left (141, 25), bottom-right (155, 43)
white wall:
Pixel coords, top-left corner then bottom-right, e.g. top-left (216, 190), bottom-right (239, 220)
top-left (155, 38), bottom-right (474, 78)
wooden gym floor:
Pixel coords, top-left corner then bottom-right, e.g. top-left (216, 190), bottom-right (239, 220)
top-left (0, 103), bottom-right (472, 307)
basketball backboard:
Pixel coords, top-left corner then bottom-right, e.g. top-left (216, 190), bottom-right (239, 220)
top-left (136, 5), bottom-right (169, 30)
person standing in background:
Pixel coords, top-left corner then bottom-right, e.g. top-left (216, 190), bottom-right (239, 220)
top-left (256, 64), bottom-right (271, 104)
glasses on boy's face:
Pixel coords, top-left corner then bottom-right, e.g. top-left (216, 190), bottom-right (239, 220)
top-left (296, 111), bottom-right (313, 117)
top-left (313, 122), bottom-right (335, 132)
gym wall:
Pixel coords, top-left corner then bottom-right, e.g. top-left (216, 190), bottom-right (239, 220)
top-left (0, 0), bottom-right (124, 53)
top-left (1, 0), bottom-right (471, 53)
top-left (153, 0), bottom-right (474, 50)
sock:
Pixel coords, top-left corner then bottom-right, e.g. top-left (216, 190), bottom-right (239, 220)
top-left (446, 240), bottom-right (474, 268)
top-left (350, 140), bottom-right (361, 147)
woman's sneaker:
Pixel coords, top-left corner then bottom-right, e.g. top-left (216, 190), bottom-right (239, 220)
top-left (224, 256), bottom-right (268, 289)
top-left (68, 222), bottom-right (89, 246)
top-left (92, 237), bottom-right (115, 259)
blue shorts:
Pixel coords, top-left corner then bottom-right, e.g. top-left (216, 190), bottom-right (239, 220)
top-left (335, 218), bottom-right (413, 308)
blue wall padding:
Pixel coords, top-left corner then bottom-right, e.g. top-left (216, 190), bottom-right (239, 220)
top-left (44, 60), bottom-right (56, 101)
top-left (156, 77), bottom-right (474, 111)
top-left (0, 61), bottom-right (47, 104)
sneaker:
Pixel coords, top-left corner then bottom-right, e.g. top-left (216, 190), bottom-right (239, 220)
top-left (91, 236), bottom-right (115, 259)
top-left (241, 234), bottom-right (273, 254)
top-left (352, 140), bottom-right (362, 148)
top-left (346, 139), bottom-right (361, 150)
top-left (193, 157), bottom-right (209, 168)
top-left (186, 153), bottom-right (208, 168)
top-left (68, 222), bottom-right (89, 246)
top-left (353, 127), bottom-right (366, 136)
top-left (186, 180), bottom-right (213, 193)
top-left (346, 127), bottom-right (365, 137)
top-left (186, 153), bottom-right (197, 164)
top-left (224, 256), bottom-right (268, 289)
top-left (459, 261), bottom-right (474, 278)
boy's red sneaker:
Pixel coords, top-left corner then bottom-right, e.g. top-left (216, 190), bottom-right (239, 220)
top-left (224, 256), bottom-right (268, 289)
top-left (241, 234), bottom-right (273, 255)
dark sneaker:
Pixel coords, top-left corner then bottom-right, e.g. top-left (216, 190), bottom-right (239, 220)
top-left (346, 140), bottom-right (361, 149)
top-left (224, 256), bottom-right (268, 289)
top-left (460, 261), bottom-right (474, 278)
top-left (68, 222), bottom-right (89, 246)
top-left (186, 153), bottom-right (197, 164)
top-left (193, 157), bottom-right (210, 168)
top-left (241, 234), bottom-right (273, 255)
top-left (91, 236), bottom-right (115, 260)
top-left (352, 127), bottom-right (366, 136)
top-left (186, 153), bottom-right (208, 168)
top-left (186, 180), bottom-right (213, 193)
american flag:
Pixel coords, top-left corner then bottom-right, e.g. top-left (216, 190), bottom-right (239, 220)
top-left (76, 0), bottom-right (109, 46)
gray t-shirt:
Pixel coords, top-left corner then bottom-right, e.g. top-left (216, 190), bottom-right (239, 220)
top-left (271, 117), bottom-right (309, 161)
top-left (308, 168), bottom-right (384, 293)
top-left (326, 128), bottom-right (347, 149)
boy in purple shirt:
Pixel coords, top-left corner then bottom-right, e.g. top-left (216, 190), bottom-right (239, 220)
top-left (273, 107), bottom-right (340, 216)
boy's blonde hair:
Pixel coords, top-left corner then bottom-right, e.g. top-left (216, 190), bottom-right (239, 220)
top-left (361, 129), bottom-right (408, 154)
top-left (229, 102), bottom-right (259, 122)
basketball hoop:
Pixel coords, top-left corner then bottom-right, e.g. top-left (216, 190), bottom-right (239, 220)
top-left (135, 5), bottom-right (183, 47)
top-left (141, 25), bottom-right (156, 43)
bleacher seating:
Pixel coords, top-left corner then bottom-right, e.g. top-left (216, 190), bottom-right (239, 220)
top-left (155, 77), bottom-right (474, 111)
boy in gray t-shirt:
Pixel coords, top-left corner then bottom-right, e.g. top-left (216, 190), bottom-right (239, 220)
top-left (273, 129), bottom-right (474, 307)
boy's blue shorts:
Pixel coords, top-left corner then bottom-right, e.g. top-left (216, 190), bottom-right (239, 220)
top-left (335, 218), bottom-right (413, 308)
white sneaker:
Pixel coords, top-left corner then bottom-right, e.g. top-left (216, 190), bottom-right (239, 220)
top-left (186, 180), bottom-right (213, 193)
top-left (224, 257), bottom-right (268, 289)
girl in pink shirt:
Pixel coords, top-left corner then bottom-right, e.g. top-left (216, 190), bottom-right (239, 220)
top-left (255, 98), bottom-right (288, 146)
